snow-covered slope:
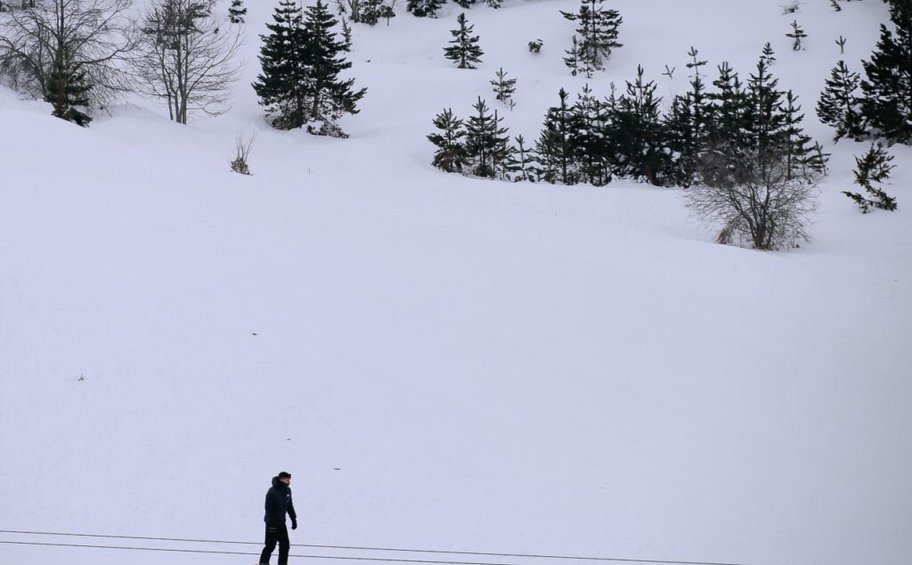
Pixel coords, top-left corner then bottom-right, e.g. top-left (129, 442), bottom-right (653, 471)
top-left (1, 2), bottom-right (910, 565)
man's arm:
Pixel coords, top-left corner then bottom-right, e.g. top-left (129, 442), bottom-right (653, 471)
top-left (288, 492), bottom-right (297, 529)
top-left (264, 489), bottom-right (276, 523)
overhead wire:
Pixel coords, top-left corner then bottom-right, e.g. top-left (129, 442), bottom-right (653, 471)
top-left (0, 540), bottom-right (520, 565)
top-left (0, 528), bottom-right (751, 565)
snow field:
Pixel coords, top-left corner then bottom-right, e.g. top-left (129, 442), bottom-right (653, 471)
top-left (1, 2), bottom-right (910, 565)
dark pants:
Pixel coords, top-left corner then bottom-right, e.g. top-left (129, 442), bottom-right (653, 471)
top-left (259, 523), bottom-right (290, 565)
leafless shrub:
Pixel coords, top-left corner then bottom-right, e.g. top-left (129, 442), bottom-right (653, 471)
top-left (685, 145), bottom-right (819, 250)
top-left (229, 131), bottom-right (255, 175)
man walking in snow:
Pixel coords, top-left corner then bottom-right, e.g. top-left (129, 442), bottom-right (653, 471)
top-left (259, 471), bottom-right (297, 565)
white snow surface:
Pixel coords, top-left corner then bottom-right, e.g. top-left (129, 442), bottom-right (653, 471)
top-left (1, 2), bottom-right (911, 565)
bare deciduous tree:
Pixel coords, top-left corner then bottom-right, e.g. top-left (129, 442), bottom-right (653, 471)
top-left (685, 146), bottom-right (819, 250)
top-left (0, 0), bottom-right (136, 106)
top-left (134, 0), bottom-right (241, 124)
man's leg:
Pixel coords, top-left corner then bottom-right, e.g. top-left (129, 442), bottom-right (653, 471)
top-left (278, 523), bottom-right (290, 565)
top-left (260, 524), bottom-right (279, 564)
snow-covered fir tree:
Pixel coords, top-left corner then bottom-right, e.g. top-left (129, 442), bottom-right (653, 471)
top-left (356, 0), bottom-right (385, 26)
top-left (572, 83), bottom-right (612, 186)
top-left (843, 142), bottom-right (898, 212)
top-left (406, 0), bottom-right (444, 18)
top-left (464, 97), bottom-right (509, 178)
top-left (859, 0), bottom-right (912, 143)
top-left (745, 48), bottom-right (788, 159)
top-left (340, 17), bottom-right (353, 51)
top-left (444, 13), bottom-right (483, 69)
top-left (816, 59), bottom-right (864, 141)
top-left (560, 0), bottom-right (622, 75)
top-left (229, 0), bottom-right (246, 23)
top-left (491, 67), bottom-right (516, 110)
top-left (253, 0), bottom-right (309, 129)
top-left (782, 90), bottom-right (828, 178)
top-left (664, 47), bottom-right (711, 186)
top-left (563, 36), bottom-right (591, 78)
top-left (611, 65), bottom-right (671, 186)
top-left (535, 88), bottom-right (580, 184)
top-left (706, 61), bottom-right (751, 152)
top-left (300, 0), bottom-right (366, 135)
top-left (46, 53), bottom-right (92, 126)
top-left (428, 108), bottom-right (467, 173)
top-left (786, 20), bottom-right (806, 51)
top-left (761, 42), bottom-right (776, 66)
top-left (253, 0), bottom-right (366, 136)
top-left (504, 134), bottom-right (537, 182)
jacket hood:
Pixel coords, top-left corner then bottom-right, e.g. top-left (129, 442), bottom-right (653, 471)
top-left (272, 476), bottom-right (288, 489)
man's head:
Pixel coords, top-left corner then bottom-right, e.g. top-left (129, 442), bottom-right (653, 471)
top-left (278, 471), bottom-right (291, 485)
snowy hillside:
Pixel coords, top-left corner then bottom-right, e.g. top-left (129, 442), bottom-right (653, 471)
top-left (1, 2), bottom-right (910, 565)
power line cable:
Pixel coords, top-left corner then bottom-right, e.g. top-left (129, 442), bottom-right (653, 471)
top-left (0, 528), bottom-right (751, 565)
top-left (0, 539), bottom-right (520, 565)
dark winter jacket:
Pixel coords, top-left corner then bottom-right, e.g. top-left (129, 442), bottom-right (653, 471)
top-left (264, 476), bottom-right (297, 525)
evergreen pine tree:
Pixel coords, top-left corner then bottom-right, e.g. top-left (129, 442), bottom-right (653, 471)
top-left (665, 46), bottom-right (710, 186)
top-left (505, 134), bottom-right (537, 182)
top-left (406, 0), bottom-right (444, 18)
top-left (745, 49), bottom-right (787, 160)
top-left (301, 0), bottom-right (366, 136)
top-left (610, 65), bottom-right (670, 185)
top-left (563, 35), bottom-right (584, 77)
top-left (560, 0), bottom-right (622, 74)
top-left (859, 1), bottom-right (912, 142)
top-left (783, 90), bottom-right (828, 178)
top-left (354, 0), bottom-right (385, 26)
top-left (490, 109), bottom-right (511, 178)
top-left (572, 83), bottom-right (612, 186)
top-left (453, 0), bottom-right (475, 9)
top-left (836, 35), bottom-right (847, 55)
top-left (428, 108), bottom-right (467, 173)
top-left (786, 20), bottom-right (807, 51)
top-left (253, 0), bottom-right (365, 135)
top-left (464, 97), bottom-right (508, 178)
top-left (341, 17), bottom-right (353, 51)
top-left (535, 88), bottom-right (580, 184)
top-left (444, 13), bottom-right (483, 69)
top-left (843, 142), bottom-right (898, 212)
top-left (706, 61), bottom-right (752, 152)
top-left (491, 67), bottom-right (517, 110)
top-left (816, 59), bottom-right (864, 141)
top-left (229, 0), bottom-right (247, 23)
top-left (564, 35), bottom-right (595, 78)
top-left (46, 53), bottom-right (92, 127)
top-left (253, 0), bottom-right (309, 129)
top-left (761, 42), bottom-right (776, 66)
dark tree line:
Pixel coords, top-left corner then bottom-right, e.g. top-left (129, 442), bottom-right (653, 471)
top-left (431, 46), bottom-right (826, 189)
top-left (430, 46), bottom-right (828, 250)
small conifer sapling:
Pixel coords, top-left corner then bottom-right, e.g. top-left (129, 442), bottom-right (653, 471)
top-left (444, 13), bottom-right (483, 69)
top-left (787, 20), bottom-right (807, 51)
top-left (491, 67), bottom-right (517, 110)
top-left (843, 143), bottom-right (898, 212)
